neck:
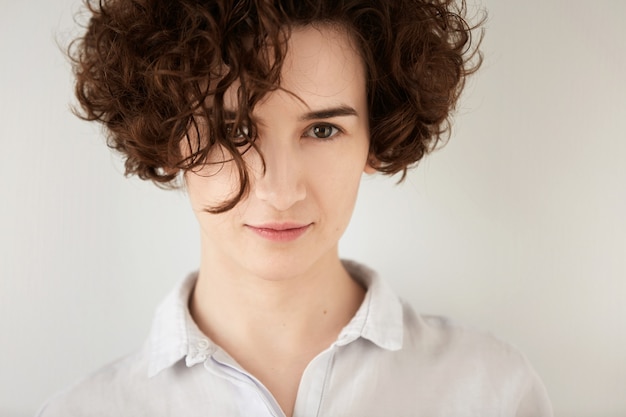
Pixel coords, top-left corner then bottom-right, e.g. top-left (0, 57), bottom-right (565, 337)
top-left (189, 245), bottom-right (365, 357)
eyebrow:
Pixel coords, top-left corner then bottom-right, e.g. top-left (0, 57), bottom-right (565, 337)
top-left (218, 105), bottom-right (359, 121)
top-left (299, 105), bottom-right (359, 121)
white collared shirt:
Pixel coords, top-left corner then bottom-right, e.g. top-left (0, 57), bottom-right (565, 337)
top-left (38, 261), bottom-right (553, 417)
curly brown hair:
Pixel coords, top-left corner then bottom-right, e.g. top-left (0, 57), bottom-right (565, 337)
top-left (70, 0), bottom-right (483, 212)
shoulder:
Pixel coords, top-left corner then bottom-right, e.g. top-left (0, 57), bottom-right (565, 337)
top-left (37, 274), bottom-right (199, 417)
top-left (402, 301), bottom-right (524, 364)
top-left (399, 302), bottom-right (553, 416)
top-left (36, 349), bottom-right (149, 417)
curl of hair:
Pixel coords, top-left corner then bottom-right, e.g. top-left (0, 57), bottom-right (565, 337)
top-left (69, 0), bottom-right (484, 212)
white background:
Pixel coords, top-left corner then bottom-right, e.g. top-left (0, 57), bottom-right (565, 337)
top-left (1, 1), bottom-right (625, 416)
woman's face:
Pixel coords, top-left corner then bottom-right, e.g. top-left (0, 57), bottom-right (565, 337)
top-left (185, 24), bottom-right (372, 280)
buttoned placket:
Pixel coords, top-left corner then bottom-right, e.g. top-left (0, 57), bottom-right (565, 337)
top-left (186, 336), bottom-right (342, 417)
top-left (186, 337), bottom-right (282, 417)
top-left (292, 344), bottom-right (338, 417)
top-left (208, 353), bottom-right (284, 417)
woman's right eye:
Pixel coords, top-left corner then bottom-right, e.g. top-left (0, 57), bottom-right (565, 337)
top-left (225, 123), bottom-right (249, 139)
top-left (224, 123), bottom-right (252, 148)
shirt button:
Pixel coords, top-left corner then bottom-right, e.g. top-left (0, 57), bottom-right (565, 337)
top-left (197, 339), bottom-right (210, 350)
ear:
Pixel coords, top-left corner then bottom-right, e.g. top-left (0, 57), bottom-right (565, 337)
top-left (363, 155), bottom-right (378, 174)
top-left (162, 164), bottom-right (180, 177)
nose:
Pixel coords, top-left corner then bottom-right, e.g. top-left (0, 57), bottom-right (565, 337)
top-left (253, 139), bottom-right (306, 211)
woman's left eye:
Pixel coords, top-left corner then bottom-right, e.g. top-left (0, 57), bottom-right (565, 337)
top-left (304, 124), bottom-right (341, 140)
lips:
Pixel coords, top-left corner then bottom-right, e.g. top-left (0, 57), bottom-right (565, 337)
top-left (245, 222), bottom-right (312, 242)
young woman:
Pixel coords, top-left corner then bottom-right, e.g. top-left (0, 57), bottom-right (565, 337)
top-left (39, 0), bottom-right (552, 416)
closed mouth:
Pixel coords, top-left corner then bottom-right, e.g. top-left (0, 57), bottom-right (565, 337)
top-left (245, 222), bottom-right (312, 242)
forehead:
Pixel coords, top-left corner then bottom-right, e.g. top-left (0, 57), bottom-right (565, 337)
top-left (227, 24), bottom-right (367, 112)
top-left (281, 24), bottom-right (364, 93)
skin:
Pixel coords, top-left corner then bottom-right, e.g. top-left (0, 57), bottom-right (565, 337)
top-left (185, 24), bottom-right (373, 416)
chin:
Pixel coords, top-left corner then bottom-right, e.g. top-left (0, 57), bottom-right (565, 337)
top-left (242, 251), bottom-right (327, 282)
top-left (247, 261), bottom-right (308, 282)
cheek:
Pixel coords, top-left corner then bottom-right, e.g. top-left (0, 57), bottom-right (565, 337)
top-left (185, 160), bottom-right (242, 209)
top-left (305, 144), bottom-right (366, 215)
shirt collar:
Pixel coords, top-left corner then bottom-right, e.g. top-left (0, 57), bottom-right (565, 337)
top-left (146, 272), bottom-right (207, 377)
top-left (147, 261), bottom-right (404, 377)
top-left (336, 260), bottom-right (404, 351)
